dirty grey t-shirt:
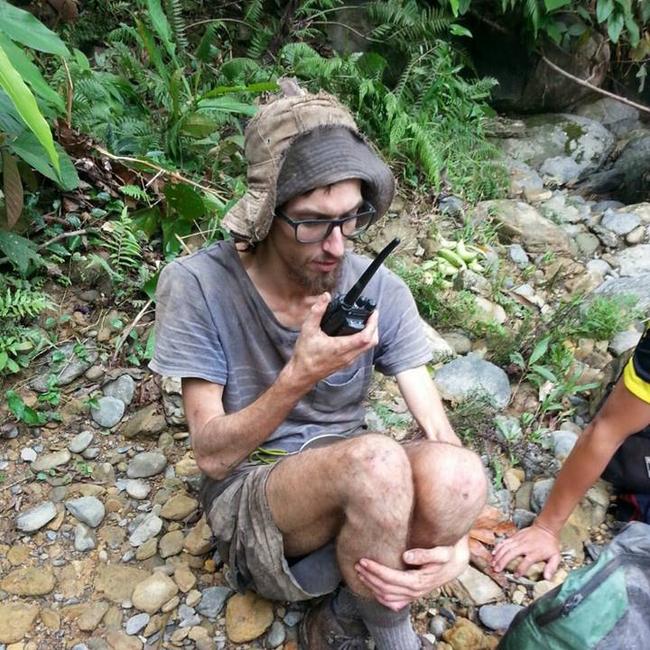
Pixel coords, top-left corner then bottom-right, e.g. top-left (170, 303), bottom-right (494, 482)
top-left (150, 240), bottom-right (431, 466)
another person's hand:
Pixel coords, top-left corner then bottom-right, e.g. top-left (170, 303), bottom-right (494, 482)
top-left (291, 292), bottom-right (379, 385)
top-left (355, 537), bottom-right (469, 611)
top-left (492, 522), bottom-right (561, 580)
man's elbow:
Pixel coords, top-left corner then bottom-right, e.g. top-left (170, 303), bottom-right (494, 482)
top-left (195, 452), bottom-right (231, 482)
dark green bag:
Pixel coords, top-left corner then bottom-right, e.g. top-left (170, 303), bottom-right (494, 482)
top-left (497, 522), bottom-right (650, 650)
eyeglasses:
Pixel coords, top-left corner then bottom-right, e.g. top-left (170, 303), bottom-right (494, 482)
top-left (275, 201), bottom-right (377, 244)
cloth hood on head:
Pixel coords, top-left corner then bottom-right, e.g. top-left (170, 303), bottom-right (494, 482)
top-left (222, 90), bottom-right (395, 244)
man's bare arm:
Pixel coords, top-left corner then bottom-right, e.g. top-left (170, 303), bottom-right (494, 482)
top-left (396, 365), bottom-right (461, 445)
top-left (183, 294), bottom-right (379, 480)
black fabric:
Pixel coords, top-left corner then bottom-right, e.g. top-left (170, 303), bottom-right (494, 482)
top-left (632, 328), bottom-right (650, 384)
top-left (602, 425), bottom-right (650, 493)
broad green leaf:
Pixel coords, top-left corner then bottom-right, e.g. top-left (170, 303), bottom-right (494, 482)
top-left (200, 81), bottom-right (277, 100)
top-left (450, 24), bottom-right (473, 37)
top-left (0, 44), bottom-right (59, 173)
top-left (143, 270), bottom-right (160, 300)
top-left (144, 328), bottom-right (156, 360)
top-left (146, 0), bottom-right (175, 58)
top-left (531, 364), bottom-right (558, 384)
top-left (567, 23), bottom-right (586, 36)
top-left (624, 11), bottom-right (640, 47)
top-left (544, 21), bottom-right (563, 44)
top-left (164, 183), bottom-right (205, 221)
top-left (2, 150), bottom-right (23, 227)
top-left (529, 336), bottom-right (550, 364)
top-left (449, 0), bottom-right (460, 16)
top-left (0, 350), bottom-right (7, 371)
top-left (132, 206), bottom-right (161, 238)
top-left (180, 112), bottom-right (220, 138)
top-left (135, 19), bottom-right (168, 83)
top-left (0, 0), bottom-right (69, 55)
top-left (596, 0), bottom-right (614, 23)
top-left (6, 389), bottom-right (25, 417)
top-left (0, 33), bottom-right (64, 112)
top-left (10, 132), bottom-right (79, 190)
top-left (607, 10), bottom-right (625, 42)
top-left (509, 351), bottom-right (526, 368)
top-left (544, 0), bottom-right (571, 10)
top-left (197, 96), bottom-right (258, 116)
top-left (0, 229), bottom-right (43, 274)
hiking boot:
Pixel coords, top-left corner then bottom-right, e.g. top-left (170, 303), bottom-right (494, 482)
top-left (299, 595), bottom-right (369, 649)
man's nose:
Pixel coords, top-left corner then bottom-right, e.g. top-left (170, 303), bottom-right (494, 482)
top-left (322, 225), bottom-right (346, 258)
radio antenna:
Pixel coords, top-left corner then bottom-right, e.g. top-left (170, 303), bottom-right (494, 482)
top-left (343, 238), bottom-right (400, 306)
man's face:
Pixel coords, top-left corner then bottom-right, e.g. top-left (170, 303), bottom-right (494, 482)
top-left (269, 179), bottom-right (363, 295)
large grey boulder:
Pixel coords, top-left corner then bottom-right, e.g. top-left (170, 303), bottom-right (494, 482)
top-left (473, 200), bottom-right (573, 254)
top-left (614, 244), bottom-right (650, 277)
top-left (498, 114), bottom-right (615, 185)
top-left (434, 354), bottom-right (511, 410)
top-left (30, 341), bottom-right (98, 392)
top-left (574, 97), bottom-right (641, 136)
top-left (595, 272), bottom-right (650, 312)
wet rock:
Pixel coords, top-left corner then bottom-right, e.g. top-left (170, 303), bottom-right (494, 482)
top-left (91, 396), bottom-right (125, 428)
top-left (94, 565), bottom-right (150, 603)
top-left (65, 496), bottom-right (106, 528)
top-left (75, 523), bottom-right (97, 551)
top-left (443, 616), bottom-right (491, 650)
top-left (498, 114), bottom-right (614, 183)
top-left (508, 244), bottom-right (529, 268)
top-left (121, 404), bottom-right (166, 439)
top-left (451, 566), bottom-right (504, 606)
top-left (601, 210), bottom-right (641, 235)
top-left (513, 509), bottom-right (536, 529)
top-left (267, 620), bottom-right (286, 648)
top-left (127, 452), bottom-right (167, 478)
top-left (421, 320), bottom-right (455, 363)
top-left (15, 501), bottom-right (57, 532)
top-left (0, 603), bottom-right (40, 644)
top-left (159, 530), bottom-right (184, 558)
top-left (442, 331), bottom-right (472, 355)
top-left (615, 244), bottom-right (650, 277)
top-left (576, 233), bottom-right (600, 257)
top-left (77, 601), bottom-right (110, 632)
top-left (196, 586), bottom-right (233, 619)
top-left (575, 97), bottom-right (640, 136)
top-left (429, 614), bottom-right (448, 639)
top-left (473, 200), bottom-right (573, 254)
top-left (0, 566), bottom-right (56, 595)
top-left (68, 430), bottom-right (94, 454)
top-left (184, 516), bottom-right (214, 555)
top-left (128, 512), bottom-right (163, 547)
top-left (531, 478), bottom-right (555, 513)
top-left (552, 430), bottom-right (578, 461)
top-left (32, 449), bottom-right (71, 472)
top-left (124, 479), bottom-right (151, 500)
top-left (225, 591), bottom-right (274, 643)
top-left (103, 374), bottom-right (136, 406)
top-left (125, 612), bottom-right (150, 635)
top-left (160, 493), bottom-right (198, 521)
top-left (30, 341), bottom-right (98, 391)
top-left (434, 354), bottom-right (511, 410)
top-left (610, 329), bottom-right (643, 356)
top-left (131, 573), bottom-right (179, 614)
top-left (595, 272), bottom-right (650, 312)
top-left (478, 604), bottom-right (524, 631)
top-left (504, 158), bottom-right (544, 196)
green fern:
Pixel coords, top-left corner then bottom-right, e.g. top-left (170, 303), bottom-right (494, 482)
top-left (102, 207), bottom-right (143, 276)
top-left (163, 0), bottom-right (188, 53)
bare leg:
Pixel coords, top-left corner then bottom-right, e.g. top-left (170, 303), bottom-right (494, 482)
top-left (266, 433), bottom-right (414, 598)
top-left (405, 440), bottom-right (488, 550)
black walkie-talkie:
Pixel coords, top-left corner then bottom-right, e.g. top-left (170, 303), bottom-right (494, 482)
top-left (320, 238), bottom-right (400, 336)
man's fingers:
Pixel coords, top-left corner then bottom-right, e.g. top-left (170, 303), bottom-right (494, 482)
top-left (404, 546), bottom-right (453, 566)
top-left (544, 554), bottom-right (561, 581)
top-left (304, 292), bottom-right (331, 329)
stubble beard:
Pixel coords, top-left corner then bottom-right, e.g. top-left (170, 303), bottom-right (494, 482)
top-left (288, 255), bottom-right (344, 295)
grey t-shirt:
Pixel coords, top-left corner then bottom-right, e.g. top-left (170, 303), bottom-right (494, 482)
top-left (150, 240), bottom-right (431, 461)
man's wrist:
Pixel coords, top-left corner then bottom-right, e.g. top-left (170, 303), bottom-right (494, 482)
top-left (534, 517), bottom-right (562, 537)
top-left (280, 357), bottom-right (316, 395)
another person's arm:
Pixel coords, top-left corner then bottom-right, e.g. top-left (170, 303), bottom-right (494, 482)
top-left (492, 378), bottom-right (650, 579)
top-left (183, 294), bottom-right (379, 480)
top-left (396, 365), bottom-right (460, 445)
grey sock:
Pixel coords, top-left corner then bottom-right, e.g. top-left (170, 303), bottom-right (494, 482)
top-left (332, 586), bottom-right (364, 629)
top-left (354, 596), bottom-right (419, 650)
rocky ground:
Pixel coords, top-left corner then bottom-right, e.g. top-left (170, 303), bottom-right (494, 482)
top-left (1, 95), bottom-right (649, 650)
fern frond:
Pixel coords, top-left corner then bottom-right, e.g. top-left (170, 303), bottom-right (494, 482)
top-left (164, 0), bottom-right (188, 53)
top-left (101, 207), bottom-right (143, 274)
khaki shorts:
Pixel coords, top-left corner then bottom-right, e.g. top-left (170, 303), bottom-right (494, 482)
top-left (206, 464), bottom-right (341, 602)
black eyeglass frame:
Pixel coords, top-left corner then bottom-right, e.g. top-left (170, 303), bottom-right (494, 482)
top-left (274, 200), bottom-right (377, 244)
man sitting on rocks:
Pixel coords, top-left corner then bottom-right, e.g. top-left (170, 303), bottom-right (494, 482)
top-left (150, 86), bottom-right (487, 649)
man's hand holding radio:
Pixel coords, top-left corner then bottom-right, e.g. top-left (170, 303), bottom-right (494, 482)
top-left (288, 292), bottom-right (379, 391)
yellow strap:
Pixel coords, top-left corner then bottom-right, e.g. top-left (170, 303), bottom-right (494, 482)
top-left (623, 358), bottom-right (650, 405)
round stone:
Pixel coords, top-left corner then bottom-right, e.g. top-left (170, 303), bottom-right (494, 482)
top-left (65, 496), bottom-right (106, 528)
top-left (91, 396), bottom-right (126, 428)
top-left (131, 573), bottom-right (179, 614)
top-left (125, 479), bottom-right (151, 500)
top-left (125, 612), bottom-right (150, 635)
top-left (32, 450), bottom-right (71, 472)
top-left (16, 501), bottom-right (57, 532)
top-left (478, 603), bottom-right (524, 631)
top-left (74, 523), bottom-right (97, 552)
top-left (127, 452), bottom-right (167, 479)
top-left (68, 430), bottom-right (94, 454)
